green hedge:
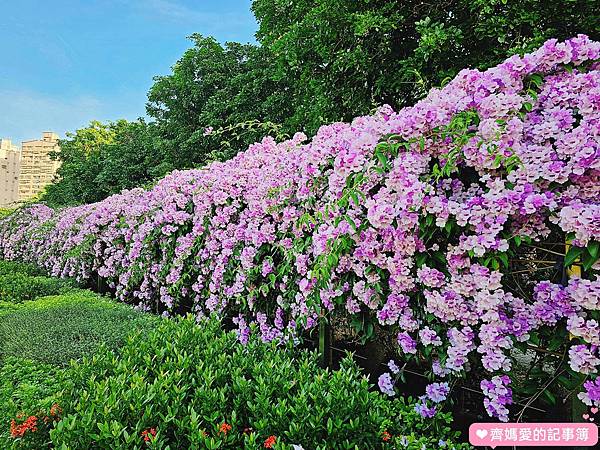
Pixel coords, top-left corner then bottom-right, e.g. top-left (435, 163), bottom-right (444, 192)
top-left (0, 292), bottom-right (158, 449)
top-left (0, 273), bottom-right (468, 448)
top-left (0, 261), bottom-right (42, 277)
top-left (0, 272), bottom-right (75, 303)
top-left (0, 357), bottom-right (66, 449)
top-left (0, 292), bottom-right (158, 367)
top-left (50, 317), bottom-right (467, 449)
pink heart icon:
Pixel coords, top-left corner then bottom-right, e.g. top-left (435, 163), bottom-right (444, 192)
top-left (592, 407), bottom-right (599, 414)
top-left (583, 414), bottom-right (590, 420)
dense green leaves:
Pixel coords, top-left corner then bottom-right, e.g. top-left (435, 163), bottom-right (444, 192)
top-left (0, 358), bottom-right (66, 449)
top-left (43, 120), bottom-right (167, 207)
top-left (252, 0), bottom-right (600, 134)
top-left (0, 273), bottom-right (74, 303)
top-left (52, 316), bottom-right (466, 449)
top-left (146, 34), bottom-right (291, 168)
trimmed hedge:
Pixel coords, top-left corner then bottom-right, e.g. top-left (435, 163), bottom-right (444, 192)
top-left (50, 316), bottom-right (468, 449)
top-left (0, 272), bottom-right (75, 303)
top-left (0, 292), bottom-right (157, 367)
top-left (0, 261), bottom-right (42, 277)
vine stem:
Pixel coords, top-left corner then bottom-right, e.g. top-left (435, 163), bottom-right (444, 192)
top-left (516, 367), bottom-right (565, 423)
top-left (523, 244), bottom-right (566, 257)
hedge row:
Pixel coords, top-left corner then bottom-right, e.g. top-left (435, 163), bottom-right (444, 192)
top-left (0, 272), bottom-right (467, 449)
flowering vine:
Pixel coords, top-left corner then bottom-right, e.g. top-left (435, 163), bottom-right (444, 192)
top-left (1, 36), bottom-right (599, 422)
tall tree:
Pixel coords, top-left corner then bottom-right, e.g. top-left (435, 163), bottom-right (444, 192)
top-left (44, 121), bottom-right (120, 206)
top-left (251, 0), bottom-right (600, 134)
top-left (43, 120), bottom-right (165, 207)
top-left (147, 34), bottom-right (290, 168)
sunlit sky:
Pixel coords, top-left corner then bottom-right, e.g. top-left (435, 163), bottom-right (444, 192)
top-left (0, 0), bottom-right (257, 145)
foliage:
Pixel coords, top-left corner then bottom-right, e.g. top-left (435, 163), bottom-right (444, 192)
top-left (0, 208), bottom-right (15, 220)
top-left (0, 261), bottom-right (43, 277)
top-left (51, 316), bottom-right (466, 449)
top-left (252, 0), bottom-right (600, 134)
top-left (147, 34), bottom-right (291, 169)
top-left (0, 273), bottom-right (75, 303)
top-left (1, 37), bottom-right (600, 422)
top-left (43, 120), bottom-right (120, 206)
top-left (0, 291), bottom-right (157, 367)
top-left (0, 357), bottom-right (66, 449)
top-left (43, 120), bottom-right (167, 208)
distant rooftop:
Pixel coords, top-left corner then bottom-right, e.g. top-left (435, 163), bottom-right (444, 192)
top-left (22, 132), bottom-right (60, 144)
top-left (0, 138), bottom-right (20, 151)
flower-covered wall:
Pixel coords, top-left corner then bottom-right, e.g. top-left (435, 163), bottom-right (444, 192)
top-left (1, 36), bottom-right (599, 421)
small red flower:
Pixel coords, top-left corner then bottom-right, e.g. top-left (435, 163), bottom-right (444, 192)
top-left (264, 435), bottom-right (277, 448)
top-left (10, 416), bottom-right (38, 438)
top-left (382, 430), bottom-right (392, 442)
top-left (50, 403), bottom-right (62, 417)
top-left (219, 422), bottom-right (232, 435)
top-left (141, 427), bottom-right (157, 442)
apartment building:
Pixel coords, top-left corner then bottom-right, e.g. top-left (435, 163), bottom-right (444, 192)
top-left (18, 132), bottom-right (60, 202)
top-left (0, 139), bottom-right (21, 207)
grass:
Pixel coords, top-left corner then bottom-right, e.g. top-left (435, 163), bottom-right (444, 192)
top-left (0, 290), bottom-right (158, 367)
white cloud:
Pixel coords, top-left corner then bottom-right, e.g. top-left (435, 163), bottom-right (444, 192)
top-left (0, 89), bottom-right (145, 145)
top-left (139, 0), bottom-right (256, 36)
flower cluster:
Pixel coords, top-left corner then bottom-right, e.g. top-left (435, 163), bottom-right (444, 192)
top-left (1, 36), bottom-right (599, 422)
top-left (10, 415), bottom-right (38, 439)
top-left (481, 376), bottom-right (513, 422)
top-left (141, 427), bottom-right (157, 443)
top-left (579, 378), bottom-right (600, 406)
top-left (264, 435), bottom-right (277, 448)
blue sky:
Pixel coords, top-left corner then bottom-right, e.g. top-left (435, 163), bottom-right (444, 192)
top-left (0, 0), bottom-right (257, 145)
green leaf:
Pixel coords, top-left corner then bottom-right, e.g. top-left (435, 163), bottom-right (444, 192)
top-left (588, 241), bottom-right (599, 259)
top-left (582, 250), bottom-right (597, 272)
top-left (564, 246), bottom-right (584, 267)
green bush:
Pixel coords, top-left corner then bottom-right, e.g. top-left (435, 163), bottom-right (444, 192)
top-left (52, 317), bottom-right (467, 449)
top-left (0, 261), bottom-right (42, 277)
top-left (0, 292), bottom-right (157, 367)
top-left (0, 272), bottom-right (75, 303)
top-left (0, 357), bottom-right (67, 449)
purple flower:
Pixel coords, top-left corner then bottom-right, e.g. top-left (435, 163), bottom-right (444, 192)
top-left (378, 372), bottom-right (395, 397)
top-left (569, 344), bottom-right (600, 374)
top-left (1, 37), bottom-right (600, 424)
top-left (425, 382), bottom-right (450, 403)
top-left (578, 378), bottom-right (600, 406)
top-left (388, 359), bottom-right (400, 374)
top-left (414, 397), bottom-right (437, 418)
top-left (419, 327), bottom-right (442, 346)
top-left (480, 375), bottom-right (512, 422)
top-left (397, 332), bottom-right (417, 354)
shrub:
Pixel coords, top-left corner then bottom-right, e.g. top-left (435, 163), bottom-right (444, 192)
top-left (0, 272), bottom-right (75, 303)
top-left (0, 208), bottom-right (15, 220)
top-left (0, 357), bottom-right (67, 449)
top-left (0, 292), bottom-right (157, 367)
top-left (0, 261), bottom-right (42, 277)
top-left (52, 316), bottom-right (467, 449)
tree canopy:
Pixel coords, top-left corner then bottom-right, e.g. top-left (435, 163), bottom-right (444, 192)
top-left (43, 0), bottom-right (600, 207)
